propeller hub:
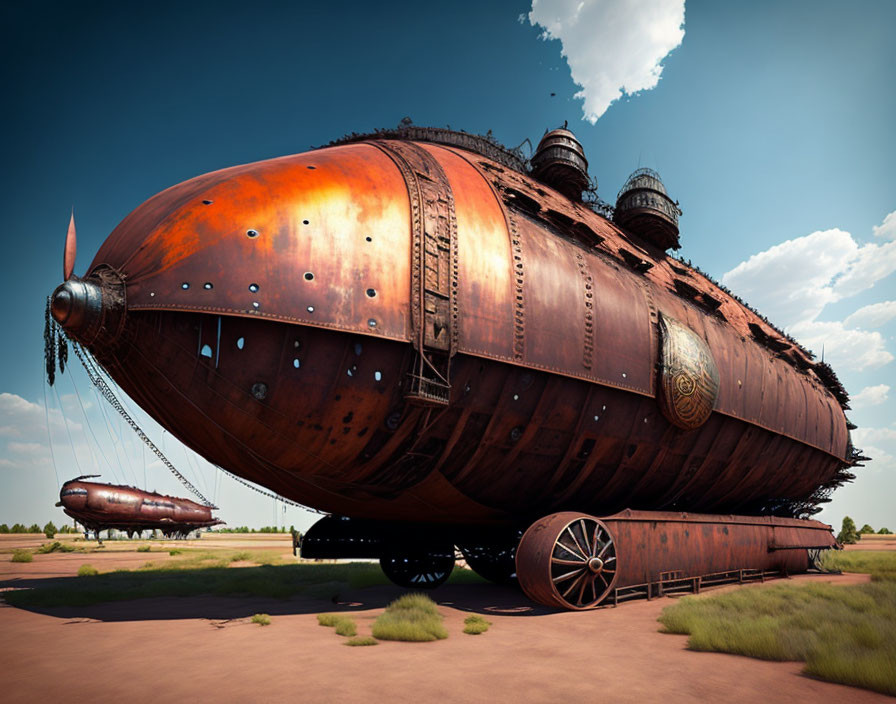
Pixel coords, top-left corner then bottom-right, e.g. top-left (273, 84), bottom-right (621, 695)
top-left (50, 277), bottom-right (105, 343)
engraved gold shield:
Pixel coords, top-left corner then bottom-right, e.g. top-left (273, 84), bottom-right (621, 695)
top-left (657, 313), bottom-right (719, 430)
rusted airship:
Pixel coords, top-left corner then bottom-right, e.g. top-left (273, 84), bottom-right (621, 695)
top-left (56, 476), bottom-right (223, 538)
top-left (48, 124), bottom-right (859, 608)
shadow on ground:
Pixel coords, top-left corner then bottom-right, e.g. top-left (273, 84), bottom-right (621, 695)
top-left (0, 563), bottom-right (553, 622)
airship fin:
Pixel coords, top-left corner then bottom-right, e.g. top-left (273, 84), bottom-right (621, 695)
top-left (63, 210), bottom-right (77, 281)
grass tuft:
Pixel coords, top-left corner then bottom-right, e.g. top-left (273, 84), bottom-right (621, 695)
top-left (77, 564), bottom-right (99, 577)
top-left (317, 612), bottom-right (357, 636)
top-left (463, 614), bottom-right (492, 635)
top-left (36, 541), bottom-right (76, 554)
top-left (344, 637), bottom-right (379, 646)
top-left (168, 549), bottom-right (182, 556)
top-left (137, 545), bottom-right (152, 553)
top-left (11, 549), bottom-right (33, 563)
top-left (658, 556), bottom-right (896, 697)
top-left (372, 593), bottom-right (448, 642)
top-left (251, 613), bottom-right (271, 626)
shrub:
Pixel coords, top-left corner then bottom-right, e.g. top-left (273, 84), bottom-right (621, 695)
top-left (28, 524), bottom-right (41, 534)
top-left (372, 593), bottom-right (448, 642)
top-left (137, 545), bottom-right (152, 553)
top-left (879, 527), bottom-right (892, 535)
top-left (318, 613), bottom-right (357, 636)
top-left (77, 564), bottom-right (99, 577)
top-left (0, 523), bottom-right (9, 533)
top-left (11, 523), bottom-right (26, 533)
top-left (859, 524), bottom-right (875, 535)
top-left (251, 613), bottom-right (271, 626)
top-left (837, 516), bottom-right (858, 544)
top-left (36, 541), bottom-right (75, 554)
top-left (345, 637), bottom-right (378, 646)
top-left (463, 614), bottom-right (491, 635)
top-left (43, 521), bottom-right (57, 539)
top-left (168, 549), bottom-right (182, 556)
top-left (11, 549), bottom-right (33, 563)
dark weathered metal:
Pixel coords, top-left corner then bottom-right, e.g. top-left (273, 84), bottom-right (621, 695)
top-left (530, 128), bottom-right (590, 201)
top-left (56, 477), bottom-right (223, 537)
top-left (48, 126), bottom-right (854, 607)
top-left (517, 510), bottom-right (836, 609)
top-left (614, 168), bottom-right (682, 251)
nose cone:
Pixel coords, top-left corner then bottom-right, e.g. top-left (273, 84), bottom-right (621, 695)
top-left (51, 278), bottom-right (99, 329)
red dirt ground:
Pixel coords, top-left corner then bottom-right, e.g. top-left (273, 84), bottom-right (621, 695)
top-left (0, 535), bottom-right (891, 703)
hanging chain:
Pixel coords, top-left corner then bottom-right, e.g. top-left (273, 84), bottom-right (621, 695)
top-left (69, 339), bottom-right (215, 508)
top-left (215, 465), bottom-right (326, 514)
top-left (65, 328), bottom-right (324, 516)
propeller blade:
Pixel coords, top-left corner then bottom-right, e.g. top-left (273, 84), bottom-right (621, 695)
top-left (63, 211), bottom-right (77, 281)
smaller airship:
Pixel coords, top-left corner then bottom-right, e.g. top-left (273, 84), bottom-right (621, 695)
top-left (56, 475), bottom-right (223, 539)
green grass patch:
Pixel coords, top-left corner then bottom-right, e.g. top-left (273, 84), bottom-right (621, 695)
top-left (463, 614), bottom-right (491, 635)
top-left (168, 549), bottom-right (182, 556)
top-left (11, 549), bottom-right (33, 563)
top-left (136, 545), bottom-right (152, 553)
top-left (658, 580), bottom-right (896, 696)
top-left (3, 562), bottom-right (390, 609)
top-left (251, 613), bottom-right (271, 626)
top-left (35, 541), bottom-right (77, 554)
top-left (372, 593), bottom-right (448, 642)
top-left (820, 550), bottom-right (896, 581)
top-left (77, 564), bottom-right (99, 577)
top-left (344, 636), bottom-right (378, 646)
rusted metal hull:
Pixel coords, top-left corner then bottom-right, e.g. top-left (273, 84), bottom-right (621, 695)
top-left (516, 510), bottom-right (836, 610)
top-left (57, 132), bottom-right (849, 525)
top-left (57, 479), bottom-right (222, 536)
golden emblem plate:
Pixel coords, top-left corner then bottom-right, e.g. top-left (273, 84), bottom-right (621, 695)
top-left (658, 313), bottom-right (719, 430)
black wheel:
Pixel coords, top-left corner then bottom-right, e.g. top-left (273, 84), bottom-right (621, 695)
top-left (380, 545), bottom-right (455, 589)
top-left (460, 538), bottom-right (520, 585)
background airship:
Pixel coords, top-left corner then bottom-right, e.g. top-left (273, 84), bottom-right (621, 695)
top-left (48, 125), bottom-right (856, 608)
top-left (57, 475), bottom-right (222, 539)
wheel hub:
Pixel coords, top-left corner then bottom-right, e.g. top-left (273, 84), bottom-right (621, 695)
top-left (587, 556), bottom-right (604, 574)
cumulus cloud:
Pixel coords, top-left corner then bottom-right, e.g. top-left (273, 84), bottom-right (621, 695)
top-left (0, 392), bottom-right (81, 442)
top-left (850, 384), bottom-right (891, 410)
top-left (873, 210), bottom-right (896, 240)
top-left (721, 214), bottom-right (896, 373)
top-left (529, 0), bottom-right (685, 123)
top-left (844, 301), bottom-right (896, 329)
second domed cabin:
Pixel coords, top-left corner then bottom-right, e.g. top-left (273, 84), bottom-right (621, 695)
top-left (614, 168), bottom-right (682, 251)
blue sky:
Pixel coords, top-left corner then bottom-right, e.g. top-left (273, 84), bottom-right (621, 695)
top-left (1, 0), bottom-right (893, 532)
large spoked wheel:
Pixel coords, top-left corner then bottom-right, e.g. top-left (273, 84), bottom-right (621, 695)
top-left (516, 512), bottom-right (617, 610)
top-left (380, 545), bottom-right (456, 589)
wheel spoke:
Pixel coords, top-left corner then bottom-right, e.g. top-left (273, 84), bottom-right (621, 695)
top-left (597, 540), bottom-right (614, 559)
top-left (555, 540), bottom-right (586, 561)
top-left (561, 571), bottom-right (587, 598)
top-left (552, 557), bottom-right (587, 566)
top-left (576, 574), bottom-right (589, 605)
top-left (552, 567), bottom-right (584, 584)
top-left (565, 526), bottom-right (588, 560)
top-left (590, 524), bottom-right (601, 557)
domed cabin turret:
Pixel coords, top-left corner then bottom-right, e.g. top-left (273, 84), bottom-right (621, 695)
top-left (614, 168), bottom-right (682, 251)
top-left (530, 128), bottom-right (590, 201)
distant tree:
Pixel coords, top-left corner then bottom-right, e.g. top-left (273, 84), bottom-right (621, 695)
top-left (11, 523), bottom-right (26, 534)
top-left (0, 524), bottom-right (8, 533)
top-left (837, 516), bottom-right (858, 544)
top-left (879, 527), bottom-right (892, 535)
top-left (858, 524), bottom-right (875, 535)
top-left (43, 521), bottom-right (57, 539)
top-left (28, 523), bottom-right (41, 534)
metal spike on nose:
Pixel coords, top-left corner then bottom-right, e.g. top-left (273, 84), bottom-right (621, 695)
top-left (64, 210), bottom-right (77, 281)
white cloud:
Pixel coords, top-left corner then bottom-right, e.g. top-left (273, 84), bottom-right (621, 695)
top-left (852, 426), bottom-right (896, 446)
top-left (0, 392), bottom-right (82, 442)
top-left (873, 210), bottom-right (896, 240)
top-left (529, 0), bottom-right (685, 123)
top-left (721, 214), bottom-right (896, 373)
top-left (850, 384), bottom-right (891, 410)
top-left (844, 301), bottom-right (896, 329)
top-left (787, 320), bottom-right (893, 371)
